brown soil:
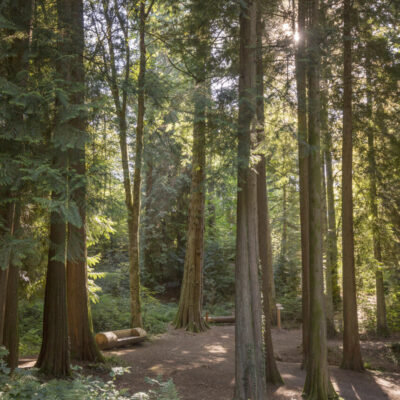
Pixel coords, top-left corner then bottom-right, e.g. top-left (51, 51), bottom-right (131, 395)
top-left (19, 325), bottom-right (400, 399)
top-left (105, 325), bottom-right (400, 400)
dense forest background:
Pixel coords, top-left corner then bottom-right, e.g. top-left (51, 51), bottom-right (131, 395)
top-left (0, 0), bottom-right (399, 398)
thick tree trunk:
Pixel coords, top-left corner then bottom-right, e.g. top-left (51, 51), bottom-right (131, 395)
top-left (365, 68), bottom-right (389, 338)
top-left (256, 1), bottom-right (282, 384)
top-left (234, 1), bottom-right (267, 399)
top-left (341, 0), bottom-right (363, 371)
top-left (175, 0), bottom-right (209, 332)
top-left (129, 0), bottom-right (147, 328)
top-left (295, 0), bottom-right (310, 368)
top-left (303, 0), bottom-right (337, 398)
top-left (174, 79), bottom-right (207, 332)
top-left (36, 0), bottom-right (74, 377)
top-left (67, 150), bottom-right (103, 361)
top-left (65, 0), bottom-right (103, 362)
top-left (0, 0), bottom-right (33, 358)
top-left (36, 181), bottom-right (70, 377)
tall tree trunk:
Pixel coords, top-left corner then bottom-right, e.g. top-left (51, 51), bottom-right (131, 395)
top-left (324, 128), bottom-right (340, 310)
top-left (36, 0), bottom-right (75, 377)
top-left (36, 185), bottom-right (70, 377)
top-left (144, 157), bottom-right (154, 280)
top-left (280, 183), bottom-right (288, 265)
top-left (341, 0), bottom-right (363, 371)
top-left (101, 0), bottom-right (142, 327)
top-left (321, 92), bottom-right (336, 338)
top-left (0, 0), bottom-right (33, 359)
top-left (303, 0), bottom-right (337, 398)
top-left (2, 204), bottom-right (21, 370)
top-left (0, 203), bottom-right (16, 347)
top-left (0, 266), bottom-right (8, 347)
top-left (66, 0), bottom-right (103, 362)
top-left (174, 79), bottom-right (207, 332)
top-left (175, 0), bottom-right (209, 332)
top-left (365, 71), bottom-right (389, 337)
top-left (256, 0), bottom-right (282, 385)
top-left (129, 0), bottom-right (148, 328)
top-left (295, 0), bottom-right (310, 368)
top-left (234, 1), bottom-right (267, 398)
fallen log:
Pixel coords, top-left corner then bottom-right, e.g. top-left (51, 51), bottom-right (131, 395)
top-left (95, 327), bottom-right (147, 350)
top-left (204, 313), bottom-right (235, 324)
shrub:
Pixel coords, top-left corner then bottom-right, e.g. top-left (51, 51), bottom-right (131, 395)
top-left (0, 365), bottom-right (179, 400)
top-left (18, 300), bottom-right (43, 356)
top-left (91, 290), bottom-right (177, 335)
top-left (391, 342), bottom-right (400, 366)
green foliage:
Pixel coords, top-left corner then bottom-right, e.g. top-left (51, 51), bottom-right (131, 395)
top-left (390, 343), bottom-right (400, 367)
top-left (0, 347), bottom-right (11, 377)
top-left (18, 289), bottom-right (177, 357)
top-left (91, 291), bottom-right (177, 335)
top-left (141, 288), bottom-right (178, 335)
top-left (18, 300), bottom-right (43, 356)
top-left (275, 295), bottom-right (302, 324)
top-left (139, 377), bottom-right (180, 400)
top-left (91, 294), bottom-right (131, 333)
top-left (0, 367), bottom-right (179, 400)
top-left (387, 291), bottom-right (400, 332)
top-left (203, 240), bottom-right (235, 306)
top-left (204, 301), bottom-right (234, 317)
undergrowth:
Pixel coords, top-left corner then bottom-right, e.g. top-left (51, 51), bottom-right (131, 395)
top-left (0, 346), bottom-right (179, 400)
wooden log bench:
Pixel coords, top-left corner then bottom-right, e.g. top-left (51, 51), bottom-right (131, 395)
top-left (204, 313), bottom-right (235, 324)
top-left (95, 328), bottom-right (147, 350)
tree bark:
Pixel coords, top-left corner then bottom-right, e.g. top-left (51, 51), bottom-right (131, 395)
top-left (65, 0), bottom-right (103, 362)
top-left (256, 0), bottom-right (282, 385)
top-left (280, 183), bottom-right (288, 266)
top-left (0, 203), bottom-right (16, 347)
top-left (324, 127), bottom-right (340, 310)
top-left (129, 0), bottom-right (147, 328)
top-left (0, 0), bottom-right (33, 358)
top-left (101, 0), bottom-right (142, 327)
top-left (143, 157), bottom-right (154, 280)
top-left (2, 204), bottom-right (20, 370)
top-left (365, 70), bottom-right (389, 337)
top-left (36, 0), bottom-right (77, 377)
top-left (295, 0), bottom-right (310, 368)
top-left (234, 1), bottom-right (267, 398)
top-left (302, 0), bottom-right (337, 398)
top-left (36, 186), bottom-right (71, 377)
top-left (341, 0), bottom-right (363, 371)
top-left (174, 79), bottom-right (207, 332)
top-left (175, 0), bottom-right (209, 333)
top-left (320, 92), bottom-right (336, 338)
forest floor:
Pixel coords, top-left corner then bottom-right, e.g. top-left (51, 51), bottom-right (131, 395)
top-left (106, 325), bottom-right (400, 400)
top-left (19, 325), bottom-right (400, 399)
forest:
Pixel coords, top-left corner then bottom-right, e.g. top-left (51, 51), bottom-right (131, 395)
top-left (0, 0), bottom-right (399, 399)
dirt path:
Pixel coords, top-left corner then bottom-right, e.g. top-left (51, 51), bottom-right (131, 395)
top-left (107, 325), bottom-right (400, 400)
